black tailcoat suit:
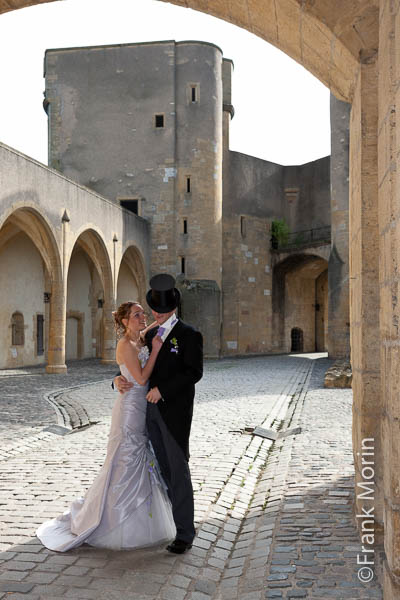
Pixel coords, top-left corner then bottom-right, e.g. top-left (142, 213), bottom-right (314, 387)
top-left (145, 319), bottom-right (203, 543)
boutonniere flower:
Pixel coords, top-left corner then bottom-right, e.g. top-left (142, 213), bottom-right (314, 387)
top-left (170, 337), bottom-right (179, 353)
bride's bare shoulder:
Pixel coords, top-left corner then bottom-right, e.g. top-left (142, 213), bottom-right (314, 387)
top-left (117, 337), bottom-right (140, 357)
top-left (116, 337), bottom-right (127, 353)
top-left (116, 337), bottom-right (133, 363)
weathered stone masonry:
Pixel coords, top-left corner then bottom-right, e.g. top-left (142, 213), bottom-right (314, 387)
top-left (44, 40), bottom-right (349, 360)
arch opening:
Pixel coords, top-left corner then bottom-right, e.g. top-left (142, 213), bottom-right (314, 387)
top-left (66, 229), bottom-right (113, 362)
top-left (0, 208), bottom-right (61, 369)
top-left (117, 245), bottom-right (147, 310)
top-left (272, 253), bottom-right (328, 354)
top-left (290, 327), bottom-right (303, 352)
top-left (0, 0), bottom-right (374, 104)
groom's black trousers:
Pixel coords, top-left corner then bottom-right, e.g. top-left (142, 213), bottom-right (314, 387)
top-left (146, 403), bottom-right (195, 544)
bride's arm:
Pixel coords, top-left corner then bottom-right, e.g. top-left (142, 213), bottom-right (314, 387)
top-left (119, 337), bottom-right (163, 385)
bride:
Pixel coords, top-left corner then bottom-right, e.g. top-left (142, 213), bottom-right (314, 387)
top-left (36, 301), bottom-right (176, 551)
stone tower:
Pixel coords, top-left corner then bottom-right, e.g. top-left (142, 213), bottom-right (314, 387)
top-left (44, 40), bottom-right (231, 354)
top-left (44, 40), bottom-right (347, 361)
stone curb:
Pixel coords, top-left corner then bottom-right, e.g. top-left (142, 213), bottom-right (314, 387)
top-left (0, 379), bottom-right (110, 462)
top-left (224, 362), bottom-right (314, 600)
top-left (44, 381), bottom-right (103, 430)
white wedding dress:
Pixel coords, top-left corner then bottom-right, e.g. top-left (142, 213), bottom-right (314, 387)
top-left (36, 346), bottom-right (176, 551)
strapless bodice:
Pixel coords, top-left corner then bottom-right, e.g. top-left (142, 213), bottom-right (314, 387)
top-left (118, 345), bottom-right (149, 387)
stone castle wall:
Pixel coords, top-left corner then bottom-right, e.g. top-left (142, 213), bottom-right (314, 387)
top-left (44, 40), bottom-right (348, 360)
top-left (45, 40), bottom-right (225, 288)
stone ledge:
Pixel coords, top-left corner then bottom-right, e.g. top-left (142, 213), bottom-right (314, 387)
top-left (44, 380), bottom-right (110, 430)
top-left (324, 361), bottom-right (352, 388)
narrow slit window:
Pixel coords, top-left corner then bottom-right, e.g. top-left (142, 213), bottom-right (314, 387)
top-left (240, 216), bottom-right (246, 238)
top-left (155, 114), bottom-right (164, 128)
top-left (181, 257), bottom-right (186, 274)
top-left (186, 177), bottom-right (191, 193)
top-left (189, 84), bottom-right (199, 103)
top-left (183, 219), bottom-right (188, 234)
top-left (37, 314), bottom-right (44, 356)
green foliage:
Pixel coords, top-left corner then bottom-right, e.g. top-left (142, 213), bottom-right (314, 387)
top-left (293, 232), bottom-right (306, 247)
top-left (271, 219), bottom-right (290, 248)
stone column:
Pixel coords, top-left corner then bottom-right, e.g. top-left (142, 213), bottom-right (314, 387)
top-left (328, 94), bottom-right (351, 359)
top-left (349, 51), bottom-right (383, 546)
top-left (45, 278), bottom-right (67, 374)
top-left (102, 262), bottom-right (116, 365)
top-left (46, 212), bottom-right (68, 374)
top-left (101, 303), bottom-right (116, 364)
top-left (379, 1), bottom-right (400, 596)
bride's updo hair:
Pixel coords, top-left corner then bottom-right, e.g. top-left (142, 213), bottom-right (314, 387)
top-left (112, 301), bottom-right (139, 337)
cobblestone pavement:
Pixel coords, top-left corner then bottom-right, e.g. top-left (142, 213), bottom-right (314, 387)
top-left (0, 360), bottom-right (119, 458)
top-left (0, 355), bottom-right (383, 599)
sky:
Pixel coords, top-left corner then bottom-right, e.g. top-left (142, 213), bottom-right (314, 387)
top-left (0, 0), bottom-right (331, 166)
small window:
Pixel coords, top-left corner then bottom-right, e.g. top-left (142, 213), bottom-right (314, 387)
top-left (155, 114), bottom-right (164, 128)
top-left (181, 257), bottom-right (186, 274)
top-left (37, 314), bottom-right (44, 356)
top-left (186, 177), bottom-right (191, 194)
top-left (188, 83), bottom-right (199, 104)
top-left (183, 219), bottom-right (188, 234)
top-left (120, 199), bottom-right (139, 215)
top-left (11, 312), bottom-right (24, 346)
top-left (240, 216), bottom-right (246, 238)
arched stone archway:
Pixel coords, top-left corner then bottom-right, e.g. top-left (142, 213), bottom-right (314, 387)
top-left (0, 0), bottom-right (376, 104)
top-left (0, 207), bottom-right (64, 371)
top-left (272, 253), bottom-right (328, 353)
top-left (117, 245), bottom-right (147, 310)
top-left (67, 229), bottom-right (114, 363)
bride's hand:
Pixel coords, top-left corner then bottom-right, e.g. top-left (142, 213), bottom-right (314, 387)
top-left (152, 335), bottom-right (163, 352)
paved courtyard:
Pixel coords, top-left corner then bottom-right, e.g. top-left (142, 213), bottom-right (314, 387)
top-left (0, 355), bottom-right (383, 599)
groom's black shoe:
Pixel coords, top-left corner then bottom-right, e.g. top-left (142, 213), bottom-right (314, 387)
top-left (166, 539), bottom-right (192, 554)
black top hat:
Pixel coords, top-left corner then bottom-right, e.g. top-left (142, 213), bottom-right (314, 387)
top-left (146, 274), bottom-right (181, 313)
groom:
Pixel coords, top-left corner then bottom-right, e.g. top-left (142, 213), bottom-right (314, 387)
top-left (116, 274), bottom-right (203, 554)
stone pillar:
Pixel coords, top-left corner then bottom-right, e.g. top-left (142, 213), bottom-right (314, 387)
top-left (350, 51), bottom-right (383, 545)
top-left (101, 302), bottom-right (116, 364)
top-left (46, 212), bottom-right (68, 374)
top-left (379, 1), bottom-right (400, 596)
top-left (45, 278), bottom-right (67, 374)
top-left (102, 255), bottom-right (116, 365)
top-left (328, 94), bottom-right (351, 359)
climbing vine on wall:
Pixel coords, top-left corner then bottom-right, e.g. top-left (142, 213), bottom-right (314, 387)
top-left (271, 219), bottom-right (290, 249)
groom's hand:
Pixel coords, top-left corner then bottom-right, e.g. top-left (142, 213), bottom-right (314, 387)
top-left (114, 375), bottom-right (133, 393)
top-left (146, 387), bottom-right (162, 403)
